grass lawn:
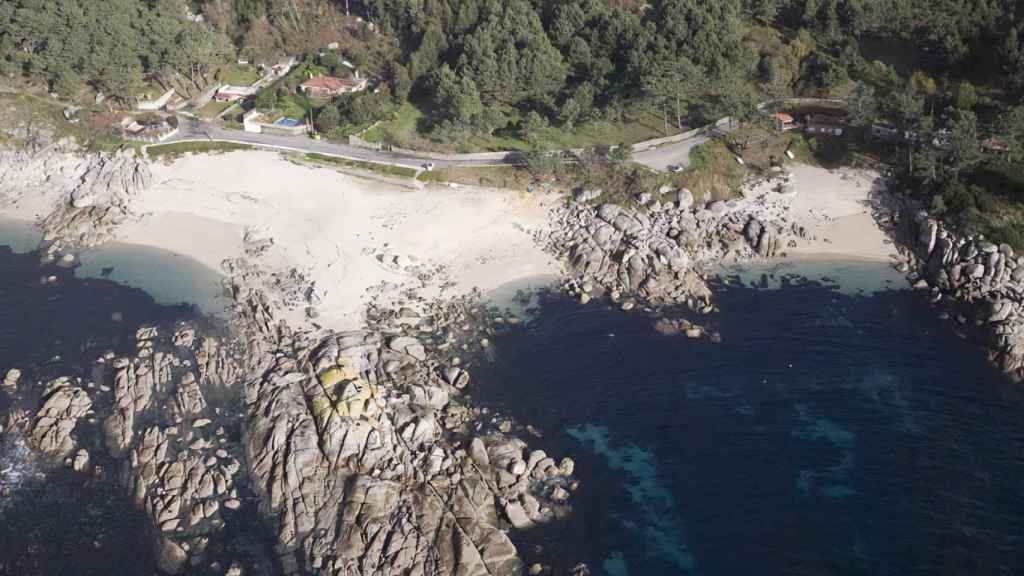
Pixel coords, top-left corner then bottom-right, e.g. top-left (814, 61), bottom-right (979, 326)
top-left (362, 102), bottom-right (676, 153)
top-left (533, 110), bottom-right (668, 149)
top-left (418, 165), bottom-right (534, 188)
top-left (132, 79), bottom-right (167, 101)
top-left (196, 100), bottom-right (233, 120)
top-left (278, 94), bottom-right (311, 122)
top-left (0, 92), bottom-right (102, 148)
top-left (301, 153), bottom-right (419, 178)
top-left (220, 64), bottom-right (260, 86)
top-left (147, 141), bottom-right (253, 160)
top-left (361, 102), bottom-right (424, 144)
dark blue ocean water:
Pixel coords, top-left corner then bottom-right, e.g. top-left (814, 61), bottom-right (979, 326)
top-left (475, 269), bottom-right (1024, 576)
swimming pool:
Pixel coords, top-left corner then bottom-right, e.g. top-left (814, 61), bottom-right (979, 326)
top-left (274, 117), bottom-right (302, 127)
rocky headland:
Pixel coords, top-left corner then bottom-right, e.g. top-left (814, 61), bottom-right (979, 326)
top-left (899, 210), bottom-right (1024, 382)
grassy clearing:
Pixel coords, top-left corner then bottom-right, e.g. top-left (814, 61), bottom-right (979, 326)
top-left (361, 102), bottom-right (424, 144)
top-left (220, 65), bottom-right (260, 86)
top-left (664, 140), bottom-right (748, 203)
top-left (301, 153), bottom-right (418, 178)
top-left (146, 141), bottom-right (254, 160)
top-left (418, 165), bottom-right (534, 188)
top-left (132, 79), bottom-right (168, 101)
top-left (278, 94), bottom-right (311, 122)
top-left (362, 102), bottom-right (674, 153)
top-left (0, 92), bottom-right (95, 146)
top-left (196, 100), bottom-right (233, 120)
top-left (0, 91), bottom-right (149, 155)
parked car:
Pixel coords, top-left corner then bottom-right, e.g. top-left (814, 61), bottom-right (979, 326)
top-left (668, 164), bottom-right (683, 173)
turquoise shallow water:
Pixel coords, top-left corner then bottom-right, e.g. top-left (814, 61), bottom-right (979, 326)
top-left (472, 264), bottom-right (1024, 575)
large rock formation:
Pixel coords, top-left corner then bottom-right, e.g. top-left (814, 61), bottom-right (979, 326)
top-left (245, 331), bottom-right (574, 575)
top-left (905, 211), bottom-right (1024, 379)
top-left (546, 188), bottom-right (801, 308)
top-left (0, 118), bottom-right (150, 252)
top-left (29, 377), bottom-right (92, 457)
top-left (19, 322), bottom-right (259, 574)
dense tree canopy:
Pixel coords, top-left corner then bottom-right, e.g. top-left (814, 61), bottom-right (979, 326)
top-left (3, 0), bottom-right (1024, 142)
top-left (0, 0), bottom-right (232, 101)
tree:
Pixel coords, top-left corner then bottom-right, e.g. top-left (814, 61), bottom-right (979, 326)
top-left (256, 87), bottom-right (278, 110)
top-left (642, 57), bottom-right (700, 132)
top-left (1001, 26), bottom-right (1024, 86)
top-left (452, 75), bottom-right (483, 126)
top-left (909, 70), bottom-right (938, 116)
top-left (432, 65), bottom-right (484, 126)
top-left (713, 71), bottom-right (759, 129)
top-left (743, 0), bottom-right (780, 25)
top-left (521, 110), bottom-right (549, 142)
top-left (609, 141), bottom-right (633, 162)
top-left (559, 97), bottom-right (582, 130)
top-left (316, 104), bottom-right (340, 133)
top-left (320, 51), bottom-right (341, 74)
top-left (889, 83), bottom-right (924, 130)
top-left (390, 63), bottom-right (412, 103)
top-left (523, 141), bottom-right (558, 176)
top-left (945, 108), bottom-right (982, 180)
top-left (1000, 105), bottom-right (1024, 162)
top-left (455, 0), bottom-right (566, 106)
top-left (846, 83), bottom-right (878, 129)
top-left (51, 65), bottom-right (81, 99)
top-left (954, 80), bottom-right (978, 110)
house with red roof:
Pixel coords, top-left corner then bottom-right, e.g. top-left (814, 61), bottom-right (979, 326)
top-left (300, 74), bottom-right (368, 98)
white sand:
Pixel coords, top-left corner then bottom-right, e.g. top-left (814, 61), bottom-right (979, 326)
top-left (774, 164), bottom-right (895, 262)
top-left (1, 153), bottom-right (898, 325)
top-left (125, 151), bottom-right (560, 330)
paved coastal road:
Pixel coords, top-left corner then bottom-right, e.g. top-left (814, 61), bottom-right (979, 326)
top-left (632, 123), bottom-right (737, 172)
top-left (632, 133), bottom-right (713, 172)
top-left (167, 116), bottom-right (731, 172)
top-left (167, 117), bottom-right (517, 169)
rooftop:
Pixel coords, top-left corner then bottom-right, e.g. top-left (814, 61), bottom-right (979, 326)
top-left (301, 75), bottom-right (363, 91)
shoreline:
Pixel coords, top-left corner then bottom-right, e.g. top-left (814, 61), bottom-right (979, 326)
top-left (0, 142), bottom-right (950, 576)
top-left (132, 150), bottom-right (561, 331)
top-left (3, 147), bottom-right (903, 333)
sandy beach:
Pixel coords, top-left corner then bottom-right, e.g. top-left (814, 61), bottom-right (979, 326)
top-left (1, 150), bottom-right (898, 326)
top-left (780, 163), bottom-right (895, 262)
top-left (120, 151), bottom-right (560, 329)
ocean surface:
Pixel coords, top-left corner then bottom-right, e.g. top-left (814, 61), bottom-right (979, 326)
top-left (3, 221), bottom-right (1024, 575)
top-left (476, 264), bottom-right (1024, 576)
